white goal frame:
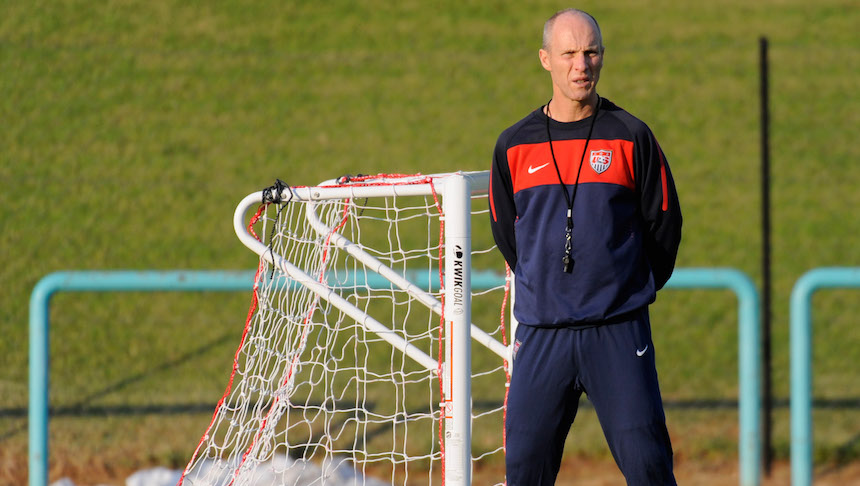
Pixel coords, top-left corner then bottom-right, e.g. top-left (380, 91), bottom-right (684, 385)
top-left (214, 170), bottom-right (508, 486)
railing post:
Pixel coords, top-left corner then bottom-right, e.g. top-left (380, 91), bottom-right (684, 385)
top-left (789, 267), bottom-right (860, 486)
top-left (28, 276), bottom-right (58, 486)
top-left (665, 268), bottom-right (760, 486)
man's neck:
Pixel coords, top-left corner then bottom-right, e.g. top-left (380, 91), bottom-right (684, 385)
top-left (545, 95), bottom-right (599, 122)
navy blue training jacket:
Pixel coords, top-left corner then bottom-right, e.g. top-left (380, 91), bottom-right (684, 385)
top-left (489, 98), bottom-right (682, 327)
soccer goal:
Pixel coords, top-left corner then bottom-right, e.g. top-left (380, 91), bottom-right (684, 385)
top-left (178, 171), bottom-right (512, 486)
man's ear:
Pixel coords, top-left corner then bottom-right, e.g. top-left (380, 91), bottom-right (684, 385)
top-left (539, 48), bottom-right (551, 72)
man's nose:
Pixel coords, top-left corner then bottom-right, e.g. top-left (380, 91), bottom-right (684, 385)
top-left (572, 53), bottom-right (589, 71)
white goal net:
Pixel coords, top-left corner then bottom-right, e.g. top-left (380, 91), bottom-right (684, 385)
top-left (178, 172), bottom-right (511, 486)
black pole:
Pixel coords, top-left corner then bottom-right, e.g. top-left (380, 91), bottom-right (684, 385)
top-left (759, 36), bottom-right (773, 476)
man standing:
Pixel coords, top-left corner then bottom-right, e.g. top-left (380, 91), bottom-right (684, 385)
top-left (489, 9), bottom-right (682, 486)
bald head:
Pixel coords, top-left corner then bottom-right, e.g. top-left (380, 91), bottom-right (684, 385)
top-left (538, 8), bottom-right (605, 120)
top-left (542, 8), bottom-right (603, 52)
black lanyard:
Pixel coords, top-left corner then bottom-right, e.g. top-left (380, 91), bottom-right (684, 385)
top-left (545, 97), bottom-right (601, 273)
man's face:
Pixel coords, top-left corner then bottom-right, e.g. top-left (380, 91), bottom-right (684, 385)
top-left (539, 13), bottom-right (604, 105)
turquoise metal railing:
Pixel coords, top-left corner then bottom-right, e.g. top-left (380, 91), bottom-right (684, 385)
top-left (789, 267), bottom-right (860, 486)
top-left (29, 268), bottom-right (760, 486)
top-left (664, 268), bottom-right (761, 486)
top-left (28, 271), bottom-right (257, 486)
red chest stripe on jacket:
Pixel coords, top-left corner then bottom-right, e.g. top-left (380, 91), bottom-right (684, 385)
top-left (507, 139), bottom-right (635, 194)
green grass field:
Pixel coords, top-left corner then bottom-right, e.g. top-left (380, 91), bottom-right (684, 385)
top-left (2, 0), bottom-right (859, 483)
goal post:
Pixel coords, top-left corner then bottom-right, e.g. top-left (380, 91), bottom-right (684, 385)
top-left (178, 171), bottom-right (511, 486)
top-left (441, 174), bottom-right (471, 485)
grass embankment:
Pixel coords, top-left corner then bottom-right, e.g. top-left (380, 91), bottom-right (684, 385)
top-left (1, 1), bottom-right (858, 483)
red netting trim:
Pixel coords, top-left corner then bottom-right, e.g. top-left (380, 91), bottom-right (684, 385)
top-left (177, 204), bottom-right (270, 486)
top-left (500, 263), bottom-right (512, 458)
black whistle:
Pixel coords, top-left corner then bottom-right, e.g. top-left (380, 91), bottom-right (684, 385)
top-left (562, 255), bottom-right (573, 273)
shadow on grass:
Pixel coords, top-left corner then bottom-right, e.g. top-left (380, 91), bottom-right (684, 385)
top-left (0, 331), bottom-right (234, 440)
top-left (5, 396), bottom-right (860, 420)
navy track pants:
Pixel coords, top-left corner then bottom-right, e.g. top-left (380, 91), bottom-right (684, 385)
top-left (505, 310), bottom-right (677, 486)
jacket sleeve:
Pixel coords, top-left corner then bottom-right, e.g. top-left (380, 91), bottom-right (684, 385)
top-left (634, 129), bottom-right (682, 290)
top-left (489, 137), bottom-right (518, 272)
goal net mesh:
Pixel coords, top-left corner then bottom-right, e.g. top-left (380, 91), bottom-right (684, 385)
top-left (179, 174), bottom-right (509, 486)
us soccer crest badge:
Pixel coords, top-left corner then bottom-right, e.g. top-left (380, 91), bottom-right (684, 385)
top-left (589, 149), bottom-right (612, 174)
